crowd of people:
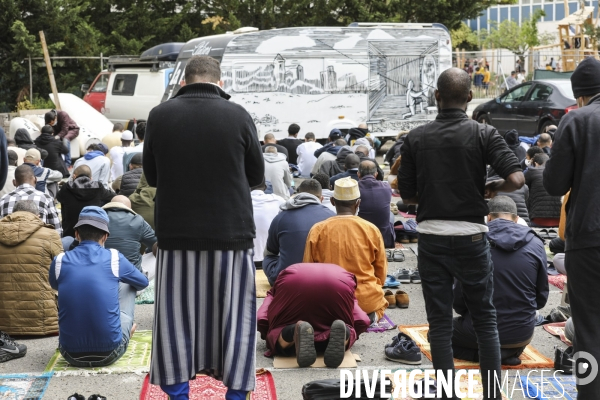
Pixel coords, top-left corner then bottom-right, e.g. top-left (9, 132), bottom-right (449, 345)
top-left (0, 54), bottom-right (599, 399)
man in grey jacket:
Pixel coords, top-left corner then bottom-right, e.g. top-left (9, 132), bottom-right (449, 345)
top-left (103, 195), bottom-right (156, 271)
top-left (263, 146), bottom-right (292, 200)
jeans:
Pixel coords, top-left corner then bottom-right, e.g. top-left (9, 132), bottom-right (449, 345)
top-left (63, 138), bottom-right (72, 167)
top-left (418, 233), bottom-right (501, 400)
top-left (60, 282), bottom-right (137, 367)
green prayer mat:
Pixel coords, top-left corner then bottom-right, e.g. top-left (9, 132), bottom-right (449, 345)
top-left (136, 279), bottom-right (155, 304)
top-left (44, 330), bottom-right (152, 376)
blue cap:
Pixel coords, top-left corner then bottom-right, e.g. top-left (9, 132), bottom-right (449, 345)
top-left (74, 206), bottom-right (110, 234)
top-left (329, 128), bottom-right (342, 138)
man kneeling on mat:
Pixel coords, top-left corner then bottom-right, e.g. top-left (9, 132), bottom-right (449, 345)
top-left (257, 263), bottom-right (370, 368)
top-left (50, 206), bottom-right (148, 367)
top-left (452, 196), bottom-right (548, 365)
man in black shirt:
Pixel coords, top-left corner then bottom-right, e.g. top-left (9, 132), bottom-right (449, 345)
top-left (277, 124), bottom-right (303, 165)
top-left (398, 68), bottom-right (524, 400)
top-left (261, 133), bottom-right (288, 160)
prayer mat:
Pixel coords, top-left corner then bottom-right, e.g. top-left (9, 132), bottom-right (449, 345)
top-left (394, 242), bottom-right (406, 249)
top-left (136, 279), bottom-right (155, 304)
top-left (399, 324), bottom-right (553, 370)
top-left (0, 373), bottom-right (52, 400)
top-left (44, 330), bottom-right (152, 376)
top-left (386, 369), bottom-right (511, 400)
top-left (273, 350), bottom-right (360, 369)
top-left (543, 322), bottom-right (572, 346)
top-left (256, 269), bottom-right (271, 298)
top-left (399, 211), bottom-right (417, 219)
top-left (548, 274), bottom-right (567, 290)
top-left (367, 314), bottom-right (397, 333)
top-left (520, 374), bottom-right (577, 399)
top-left (139, 369), bottom-right (277, 400)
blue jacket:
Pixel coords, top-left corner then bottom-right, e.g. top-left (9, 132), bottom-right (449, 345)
top-left (263, 204), bottom-right (334, 285)
top-left (49, 241), bottom-right (148, 353)
top-left (358, 175), bottom-right (395, 248)
top-left (453, 219), bottom-right (548, 344)
top-left (330, 169), bottom-right (359, 188)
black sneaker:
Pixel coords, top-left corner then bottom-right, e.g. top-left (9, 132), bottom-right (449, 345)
top-left (385, 338), bottom-right (422, 364)
top-left (294, 321), bottom-right (316, 368)
top-left (554, 346), bottom-right (574, 374)
top-left (385, 332), bottom-right (412, 349)
top-left (67, 395), bottom-right (85, 400)
top-left (396, 269), bottom-right (411, 283)
top-left (410, 270), bottom-right (421, 284)
top-left (0, 333), bottom-right (27, 363)
top-left (88, 395), bottom-right (107, 400)
top-left (324, 320), bottom-right (346, 368)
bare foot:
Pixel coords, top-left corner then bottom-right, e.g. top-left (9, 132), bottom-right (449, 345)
top-left (130, 323), bottom-right (137, 337)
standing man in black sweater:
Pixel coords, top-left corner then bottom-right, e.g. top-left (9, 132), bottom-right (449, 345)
top-left (143, 55), bottom-right (264, 400)
top-left (277, 123), bottom-right (303, 165)
top-left (398, 68), bottom-right (524, 400)
top-left (544, 57), bottom-right (600, 398)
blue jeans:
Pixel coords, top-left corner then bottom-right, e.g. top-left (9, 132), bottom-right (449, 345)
top-left (418, 233), bottom-right (501, 400)
top-left (60, 282), bottom-right (137, 367)
top-left (63, 138), bottom-right (72, 167)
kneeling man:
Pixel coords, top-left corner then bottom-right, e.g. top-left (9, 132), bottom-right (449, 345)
top-left (50, 206), bottom-right (148, 367)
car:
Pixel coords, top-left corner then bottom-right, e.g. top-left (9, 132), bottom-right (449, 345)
top-left (471, 79), bottom-right (577, 136)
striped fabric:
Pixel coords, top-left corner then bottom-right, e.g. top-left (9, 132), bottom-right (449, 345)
top-left (149, 249), bottom-right (257, 392)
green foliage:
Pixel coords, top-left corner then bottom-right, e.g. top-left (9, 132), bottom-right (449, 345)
top-left (451, 22), bottom-right (480, 50)
top-left (485, 8), bottom-right (545, 62)
top-left (0, 0), bottom-right (517, 107)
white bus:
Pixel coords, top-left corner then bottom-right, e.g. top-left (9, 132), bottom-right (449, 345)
top-left (164, 23), bottom-right (452, 140)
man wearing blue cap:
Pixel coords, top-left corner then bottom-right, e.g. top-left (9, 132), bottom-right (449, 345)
top-left (49, 206), bottom-right (148, 367)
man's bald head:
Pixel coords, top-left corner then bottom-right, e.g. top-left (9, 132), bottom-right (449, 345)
top-left (358, 160), bottom-right (377, 178)
top-left (14, 165), bottom-right (36, 186)
top-left (111, 195), bottom-right (132, 208)
top-left (73, 165), bottom-right (92, 179)
top-left (355, 145), bottom-right (369, 156)
top-left (264, 133), bottom-right (276, 143)
top-left (436, 67), bottom-right (472, 108)
top-left (358, 123), bottom-right (367, 129)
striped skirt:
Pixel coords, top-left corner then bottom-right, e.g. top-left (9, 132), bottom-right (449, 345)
top-left (149, 249), bottom-right (257, 391)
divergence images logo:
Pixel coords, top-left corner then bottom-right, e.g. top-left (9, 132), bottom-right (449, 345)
top-left (574, 351), bottom-right (598, 386)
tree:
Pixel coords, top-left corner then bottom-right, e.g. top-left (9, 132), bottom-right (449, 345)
top-left (450, 22), bottom-right (480, 51)
top-left (485, 8), bottom-right (545, 65)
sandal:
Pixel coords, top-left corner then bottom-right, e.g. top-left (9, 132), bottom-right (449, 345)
top-left (383, 275), bottom-right (401, 288)
top-left (392, 249), bottom-right (405, 262)
top-left (386, 249), bottom-right (394, 262)
top-left (390, 203), bottom-right (399, 215)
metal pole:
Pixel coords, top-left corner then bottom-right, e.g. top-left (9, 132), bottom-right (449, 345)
top-left (39, 30), bottom-right (62, 110)
top-left (101, 52), bottom-right (103, 70)
top-left (28, 54), bottom-right (33, 102)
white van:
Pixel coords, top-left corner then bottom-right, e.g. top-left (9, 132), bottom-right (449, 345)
top-left (164, 23), bottom-right (452, 140)
top-left (83, 43), bottom-right (183, 126)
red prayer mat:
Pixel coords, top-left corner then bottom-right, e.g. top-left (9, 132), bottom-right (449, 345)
top-left (548, 274), bottom-right (567, 290)
top-left (139, 369), bottom-right (277, 400)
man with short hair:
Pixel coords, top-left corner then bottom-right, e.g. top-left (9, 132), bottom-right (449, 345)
top-left (543, 58), bottom-right (600, 395)
top-left (57, 165), bottom-right (114, 238)
top-left (264, 146), bottom-right (292, 200)
top-left (452, 196), bottom-right (548, 365)
top-left (312, 138), bottom-right (347, 176)
top-left (536, 133), bottom-right (552, 156)
top-left (329, 153), bottom-right (360, 188)
top-left (0, 150), bottom-right (18, 198)
top-left (103, 195), bottom-right (156, 271)
top-left (263, 179), bottom-right (335, 285)
top-left (22, 148), bottom-right (63, 195)
top-left (304, 177), bottom-right (388, 323)
top-left (398, 67), bottom-right (524, 399)
top-left (296, 132), bottom-right (322, 177)
top-left (34, 125), bottom-right (69, 178)
top-left (102, 123), bottom-right (126, 150)
top-left (45, 109), bottom-right (79, 168)
top-left (73, 144), bottom-right (111, 188)
top-left (251, 178), bottom-right (285, 269)
top-left (354, 145), bottom-right (384, 181)
top-left (502, 71), bottom-right (518, 90)
top-left (6, 137), bottom-right (26, 166)
top-left (277, 124), bottom-right (303, 165)
top-left (312, 173), bottom-right (336, 212)
top-left (521, 145), bottom-right (544, 172)
top-left (113, 153), bottom-right (143, 197)
top-left (314, 129), bottom-right (342, 159)
top-left (109, 130), bottom-right (134, 181)
top-left (0, 165), bottom-right (62, 235)
top-left (50, 206), bottom-right (148, 367)
top-left (144, 55), bottom-right (264, 400)
top-left (357, 160), bottom-right (395, 248)
top-left (262, 133), bottom-right (289, 159)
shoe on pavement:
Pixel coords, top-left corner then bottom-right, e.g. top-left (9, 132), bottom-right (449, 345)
top-left (385, 338), bottom-right (422, 364)
top-left (400, 235), bottom-right (410, 244)
top-left (410, 270), bottom-right (421, 284)
top-left (386, 249), bottom-right (394, 262)
top-left (392, 249), bottom-right (405, 262)
top-left (554, 346), bottom-right (574, 374)
top-left (385, 290), bottom-right (396, 308)
top-left (88, 396), bottom-right (107, 400)
top-left (383, 275), bottom-right (401, 288)
top-left (324, 320), bottom-right (347, 368)
top-left (67, 395), bottom-right (85, 400)
top-left (294, 321), bottom-right (316, 368)
top-left (0, 332), bottom-right (27, 363)
top-left (502, 356), bottom-right (522, 366)
top-left (385, 332), bottom-right (413, 349)
top-left (395, 290), bottom-right (409, 308)
top-left (396, 269), bottom-right (410, 283)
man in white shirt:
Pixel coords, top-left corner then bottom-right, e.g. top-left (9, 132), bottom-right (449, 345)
top-left (251, 178), bottom-right (285, 269)
top-left (516, 70), bottom-right (526, 84)
top-left (122, 122), bottom-right (146, 172)
top-left (109, 130), bottom-right (134, 181)
top-left (0, 150), bottom-right (18, 198)
top-left (296, 132), bottom-right (322, 178)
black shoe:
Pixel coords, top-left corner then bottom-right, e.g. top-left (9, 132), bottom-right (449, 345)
top-left (385, 337), bottom-right (422, 364)
top-left (502, 356), bottom-right (522, 366)
top-left (385, 332), bottom-right (412, 349)
top-left (67, 395), bottom-right (85, 400)
top-left (554, 346), bottom-right (574, 374)
top-left (88, 395), bottom-right (107, 400)
top-left (0, 332), bottom-right (27, 363)
top-left (410, 270), bottom-right (421, 284)
top-left (324, 320), bottom-right (346, 368)
top-left (294, 321), bottom-right (316, 368)
top-left (396, 269), bottom-right (411, 283)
